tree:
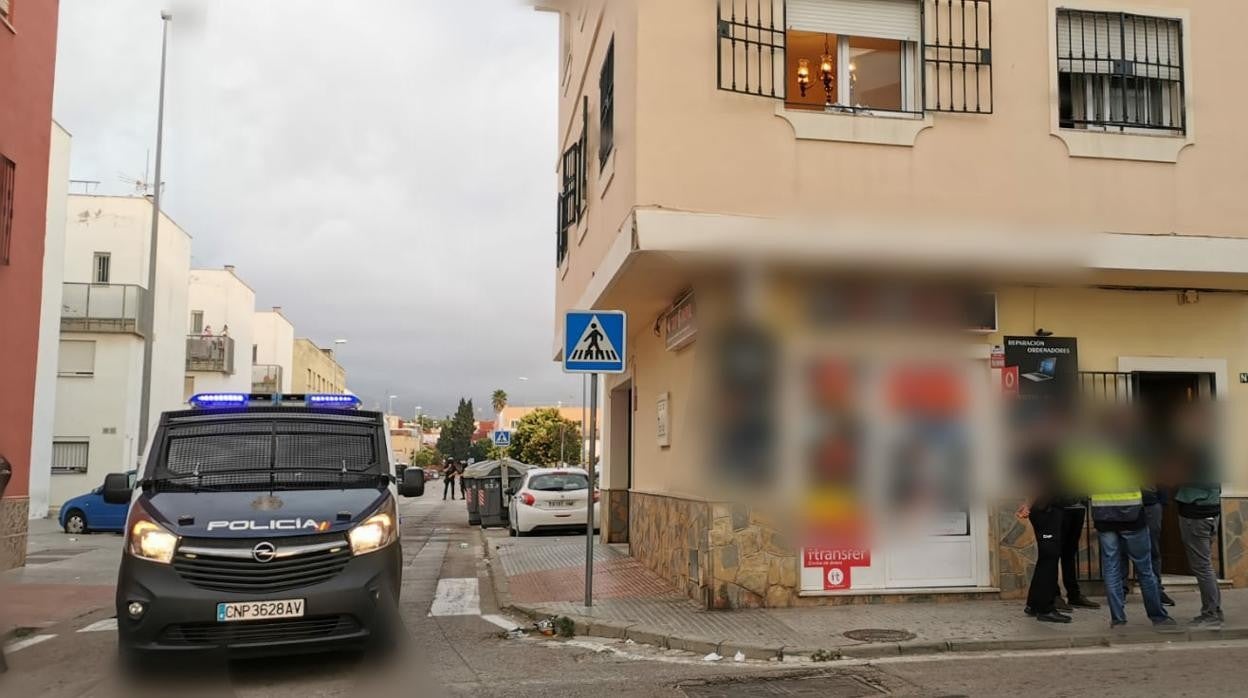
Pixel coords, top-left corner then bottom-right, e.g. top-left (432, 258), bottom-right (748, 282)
top-left (411, 448), bottom-right (442, 469)
top-left (508, 408), bottom-right (582, 467)
top-left (470, 438), bottom-right (497, 463)
top-left (436, 398), bottom-right (476, 462)
top-left (491, 389), bottom-right (508, 416)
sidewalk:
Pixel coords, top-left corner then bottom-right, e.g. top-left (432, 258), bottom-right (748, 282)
top-left (1, 519), bottom-right (120, 640)
top-left (487, 534), bottom-right (1248, 660)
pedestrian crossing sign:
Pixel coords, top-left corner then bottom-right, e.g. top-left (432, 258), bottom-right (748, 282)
top-left (564, 310), bottom-right (626, 374)
top-left (492, 430), bottom-right (511, 447)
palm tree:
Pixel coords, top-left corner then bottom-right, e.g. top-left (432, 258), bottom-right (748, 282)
top-left (491, 389), bottom-right (508, 416)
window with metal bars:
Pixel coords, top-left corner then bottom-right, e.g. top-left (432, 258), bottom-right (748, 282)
top-left (1056, 10), bottom-right (1185, 134)
top-left (93, 252), bottom-right (111, 283)
top-left (600, 38), bottom-right (616, 167)
top-left (716, 0), bottom-right (993, 114)
top-left (0, 155), bottom-right (14, 265)
top-left (556, 97), bottom-right (589, 266)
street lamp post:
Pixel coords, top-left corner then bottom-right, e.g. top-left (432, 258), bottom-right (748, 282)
top-left (136, 11), bottom-right (173, 457)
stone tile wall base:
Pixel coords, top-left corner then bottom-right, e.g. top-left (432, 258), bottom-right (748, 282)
top-left (0, 497), bottom-right (30, 571)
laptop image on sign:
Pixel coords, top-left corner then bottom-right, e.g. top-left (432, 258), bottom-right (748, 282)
top-left (1022, 358), bottom-right (1057, 383)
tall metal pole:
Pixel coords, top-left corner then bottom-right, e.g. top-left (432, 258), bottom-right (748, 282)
top-left (137, 11), bottom-right (173, 458)
top-left (584, 373), bottom-right (598, 607)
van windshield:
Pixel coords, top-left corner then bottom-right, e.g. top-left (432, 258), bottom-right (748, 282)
top-left (149, 415), bottom-right (385, 492)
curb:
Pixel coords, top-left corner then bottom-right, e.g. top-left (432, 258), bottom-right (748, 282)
top-left (502, 601), bottom-right (1248, 661)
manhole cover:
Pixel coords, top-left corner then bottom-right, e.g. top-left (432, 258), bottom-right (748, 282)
top-left (842, 628), bottom-right (915, 643)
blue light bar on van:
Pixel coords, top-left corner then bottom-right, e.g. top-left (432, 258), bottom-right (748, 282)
top-left (189, 393), bottom-right (249, 409)
top-left (306, 394), bottom-right (362, 409)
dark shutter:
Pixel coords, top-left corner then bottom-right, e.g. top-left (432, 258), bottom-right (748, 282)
top-left (717, 0), bottom-right (787, 99)
top-left (600, 38), bottom-right (615, 168)
top-left (556, 97), bottom-right (590, 266)
top-left (922, 0), bottom-right (993, 114)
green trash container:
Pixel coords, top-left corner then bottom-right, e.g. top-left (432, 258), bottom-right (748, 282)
top-left (476, 459), bottom-right (536, 529)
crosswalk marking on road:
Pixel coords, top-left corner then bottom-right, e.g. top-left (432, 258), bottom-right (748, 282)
top-left (5, 634), bottom-right (56, 653)
top-left (429, 578), bottom-right (481, 616)
top-left (481, 614), bottom-right (520, 631)
top-left (77, 618), bottom-right (117, 633)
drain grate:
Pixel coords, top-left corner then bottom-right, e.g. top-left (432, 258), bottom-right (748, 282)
top-left (843, 628), bottom-right (916, 643)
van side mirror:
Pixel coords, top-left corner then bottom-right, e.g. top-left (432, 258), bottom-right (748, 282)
top-left (399, 468), bottom-right (426, 498)
top-left (102, 472), bottom-right (133, 505)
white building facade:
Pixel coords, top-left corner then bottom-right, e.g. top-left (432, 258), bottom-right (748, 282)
top-left (27, 122), bottom-right (71, 519)
top-left (185, 267), bottom-right (256, 398)
top-left (49, 195), bottom-right (191, 511)
top-left (251, 307), bottom-right (295, 393)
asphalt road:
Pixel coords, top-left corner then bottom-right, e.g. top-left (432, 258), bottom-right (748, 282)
top-left (4, 496), bottom-right (1248, 697)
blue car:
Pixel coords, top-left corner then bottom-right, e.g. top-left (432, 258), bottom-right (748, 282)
top-left (59, 471), bottom-right (135, 534)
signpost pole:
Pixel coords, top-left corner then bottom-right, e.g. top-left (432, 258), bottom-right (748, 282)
top-left (584, 373), bottom-right (598, 608)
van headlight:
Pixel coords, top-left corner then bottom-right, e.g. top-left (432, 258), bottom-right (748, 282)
top-left (125, 505), bottom-right (179, 564)
top-left (348, 497), bottom-right (397, 556)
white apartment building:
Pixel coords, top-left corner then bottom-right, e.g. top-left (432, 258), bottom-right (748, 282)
top-left (185, 266), bottom-right (256, 398)
top-left (49, 195), bottom-right (191, 511)
top-left (251, 307), bottom-right (295, 393)
top-left (27, 121), bottom-right (71, 520)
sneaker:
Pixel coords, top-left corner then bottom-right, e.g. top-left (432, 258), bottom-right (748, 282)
top-left (1054, 597), bottom-right (1072, 612)
top-left (1189, 614), bottom-right (1223, 629)
top-left (1153, 617), bottom-right (1182, 632)
top-left (1036, 611), bottom-right (1072, 624)
top-left (1024, 606), bottom-right (1037, 617)
top-left (1160, 591), bottom-right (1176, 607)
top-left (1111, 620), bottom-right (1128, 628)
top-left (1068, 595), bottom-right (1101, 609)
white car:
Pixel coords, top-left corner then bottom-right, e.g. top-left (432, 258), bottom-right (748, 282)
top-left (508, 467), bottom-right (600, 537)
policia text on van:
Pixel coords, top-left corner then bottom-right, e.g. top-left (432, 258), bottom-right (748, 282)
top-left (99, 393), bottom-right (427, 664)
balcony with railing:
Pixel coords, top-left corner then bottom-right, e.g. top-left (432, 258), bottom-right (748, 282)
top-left (61, 283), bottom-right (151, 336)
top-left (251, 364), bottom-right (283, 393)
top-left (186, 335), bottom-right (236, 374)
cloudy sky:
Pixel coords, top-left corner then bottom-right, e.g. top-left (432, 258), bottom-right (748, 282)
top-left (53, 0), bottom-right (584, 419)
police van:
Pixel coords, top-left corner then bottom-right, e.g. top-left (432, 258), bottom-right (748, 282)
top-left (100, 393), bottom-right (427, 663)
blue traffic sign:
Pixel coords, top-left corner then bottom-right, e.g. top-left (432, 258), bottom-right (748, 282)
top-left (564, 310), bottom-right (626, 374)
top-left (492, 430), bottom-right (511, 447)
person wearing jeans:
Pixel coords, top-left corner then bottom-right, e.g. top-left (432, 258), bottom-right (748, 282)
top-left (1066, 405), bottom-right (1174, 629)
top-left (1098, 522), bottom-right (1170, 627)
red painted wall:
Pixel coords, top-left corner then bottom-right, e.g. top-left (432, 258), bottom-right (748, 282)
top-left (0, 0), bottom-right (61, 500)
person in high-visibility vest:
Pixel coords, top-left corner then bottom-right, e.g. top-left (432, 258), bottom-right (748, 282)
top-left (1065, 406), bottom-right (1176, 629)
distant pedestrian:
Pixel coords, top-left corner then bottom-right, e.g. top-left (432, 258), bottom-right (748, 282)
top-left (458, 460), bottom-right (468, 498)
top-left (442, 458), bottom-right (457, 500)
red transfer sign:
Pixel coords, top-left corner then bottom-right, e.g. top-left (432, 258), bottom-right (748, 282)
top-left (804, 546), bottom-right (871, 568)
top-left (1001, 365), bottom-right (1019, 397)
top-left (823, 565), bottom-right (851, 590)
top-left (990, 345), bottom-right (1005, 369)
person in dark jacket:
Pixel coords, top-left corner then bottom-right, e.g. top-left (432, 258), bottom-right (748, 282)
top-left (442, 457), bottom-right (458, 500)
top-left (1014, 404), bottom-right (1078, 622)
top-left (1171, 401), bottom-right (1223, 627)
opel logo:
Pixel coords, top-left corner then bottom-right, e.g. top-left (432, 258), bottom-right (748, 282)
top-left (251, 542), bottom-right (277, 563)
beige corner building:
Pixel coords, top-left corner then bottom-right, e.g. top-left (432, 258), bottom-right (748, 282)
top-left (542, 0), bottom-right (1248, 608)
top-left (292, 338), bottom-right (347, 395)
